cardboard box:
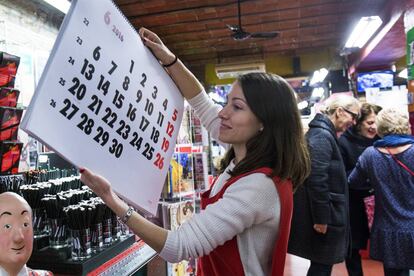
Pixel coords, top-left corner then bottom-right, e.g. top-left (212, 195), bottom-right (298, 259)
top-left (0, 88), bottom-right (20, 107)
top-left (0, 107), bottom-right (23, 141)
top-left (0, 141), bottom-right (23, 175)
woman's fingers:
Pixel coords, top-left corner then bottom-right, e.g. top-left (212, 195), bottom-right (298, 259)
top-left (79, 167), bottom-right (94, 187)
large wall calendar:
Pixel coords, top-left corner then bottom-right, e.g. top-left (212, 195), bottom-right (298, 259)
top-left (21, 0), bottom-right (184, 214)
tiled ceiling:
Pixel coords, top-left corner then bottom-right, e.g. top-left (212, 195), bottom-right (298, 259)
top-left (114, 0), bottom-right (393, 70)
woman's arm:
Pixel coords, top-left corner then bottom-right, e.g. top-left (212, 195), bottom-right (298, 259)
top-left (138, 27), bottom-right (203, 100)
top-left (80, 168), bottom-right (278, 263)
top-left (306, 131), bottom-right (332, 234)
top-left (80, 168), bottom-right (168, 253)
top-left (348, 153), bottom-right (371, 190)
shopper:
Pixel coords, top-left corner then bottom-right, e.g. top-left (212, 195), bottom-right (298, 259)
top-left (288, 95), bottom-right (360, 276)
top-left (0, 192), bottom-right (53, 276)
top-left (339, 103), bottom-right (382, 276)
top-left (348, 108), bottom-right (414, 276)
top-left (79, 27), bottom-right (311, 276)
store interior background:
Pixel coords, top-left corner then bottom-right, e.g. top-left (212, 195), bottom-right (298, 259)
top-left (0, 0), bottom-right (413, 275)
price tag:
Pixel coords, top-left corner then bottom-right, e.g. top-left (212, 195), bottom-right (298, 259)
top-left (21, 0), bottom-right (184, 214)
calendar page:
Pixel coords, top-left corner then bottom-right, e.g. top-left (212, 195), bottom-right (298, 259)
top-left (21, 0), bottom-right (184, 214)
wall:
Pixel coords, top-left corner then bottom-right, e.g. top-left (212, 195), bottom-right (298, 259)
top-left (204, 48), bottom-right (340, 86)
top-left (0, 0), bottom-right (60, 106)
top-left (0, 0), bottom-right (61, 171)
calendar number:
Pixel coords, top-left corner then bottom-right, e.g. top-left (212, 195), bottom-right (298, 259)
top-left (77, 113), bottom-right (95, 135)
top-left (130, 132), bottom-right (143, 151)
top-left (142, 143), bottom-right (154, 160)
top-left (126, 103), bottom-right (137, 121)
top-left (93, 46), bottom-right (101, 61)
top-left (81, 58), bottom-right (95, 80)
top-left (93, 127), bottom-right (109, 146)
top-left (68, 77), bottom-right (87, 100)
top-left (60, 99), bottom-right (79, 120)
top-left (112, 90), bottom-right (125, 109)
top-left (97, 75), bottom-right (111, 96)
top-left (109, 138), bottom-right (123, 158)
top-left (88, 95), bottom-right (103, 115)
top-left (154, 153), bottom-right (164, 169)
top-left (102, 107), bottom-right (118, 128)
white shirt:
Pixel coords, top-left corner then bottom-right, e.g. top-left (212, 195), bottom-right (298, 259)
top-left (0, 265), bottom-right (28, 276)
top-left (160, 91), bottom-right (280, 276)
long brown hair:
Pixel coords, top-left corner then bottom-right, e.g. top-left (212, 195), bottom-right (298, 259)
top-left (219, 73), bottom-right (310, 190)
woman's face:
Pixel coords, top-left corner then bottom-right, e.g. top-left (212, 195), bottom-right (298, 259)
top-left (358, 112), bottom-right (378, 139)
top-left (218, 82), bottom-right (263, 147)
top-left (335, 105), bottom-right (359, 133)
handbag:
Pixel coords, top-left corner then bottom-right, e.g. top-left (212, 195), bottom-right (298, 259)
top-left (364, 148), bottom-right (414, 231)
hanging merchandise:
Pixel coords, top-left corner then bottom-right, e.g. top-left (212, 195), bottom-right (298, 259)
top-left (0, 52), bottom-right (20, 88)
top-left (0, 52), bottom-right (23, 175)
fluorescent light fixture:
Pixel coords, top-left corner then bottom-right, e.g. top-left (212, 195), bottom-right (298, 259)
top-left (345, 16), bottom-right (383, 48)
top-left (310, 68), bottom-right (329, 85)
top-left (297, 101), bottom-right (309, 110)
top-left (42, 0), bottom-right (70, 14)
top-left (398, 68), bottom-right (408, 79)
top-left (311, 87), bottom-right (325, 98)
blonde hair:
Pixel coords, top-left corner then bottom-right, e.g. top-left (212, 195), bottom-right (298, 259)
top-left (320, 95), bottom-right (360, 116)
top-left (376, 108), bottom-right (411, 137)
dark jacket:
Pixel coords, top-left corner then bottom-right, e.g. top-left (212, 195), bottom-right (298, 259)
top-left (339, 128), bottom-right (377, 249)
top-left (288, 113), bottom-right (350, 264)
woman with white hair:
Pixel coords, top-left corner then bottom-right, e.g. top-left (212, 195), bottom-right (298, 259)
top-left (349, 108), bottom-right (414, 276)
top-left (288, 95), bottom-right (360, 275)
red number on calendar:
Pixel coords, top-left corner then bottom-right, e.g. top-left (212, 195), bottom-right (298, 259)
top-left (154, 153), bottom-right (164, 169)
top-left (172, 109), bottom-right (178, 121)
top-left (166, 122), bottom-right (174, 138)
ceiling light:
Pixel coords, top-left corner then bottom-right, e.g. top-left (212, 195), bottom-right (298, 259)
top-left (311, 87), bottom-right (325, 98)
top-left (310, 68), bottom-right (329, 86)
top-left (297, 101), bottom-right (309, 110)
top-left (42, 0), bottom-right (70, 14)
top-left (398, 68), bottom-right (408, 79)
top-left (345, 16), bottom-right (383, 48)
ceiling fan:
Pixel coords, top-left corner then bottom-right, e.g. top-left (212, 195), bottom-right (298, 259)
top-left (227, 0), bottom-right (279, 41)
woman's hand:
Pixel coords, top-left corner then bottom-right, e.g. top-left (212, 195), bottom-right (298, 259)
top-left (79, 167), bottom-right (114, 202)
top-left (313, 223), bottom-right (327, 234)
top-left (139, 27), bottom-right (176, 65)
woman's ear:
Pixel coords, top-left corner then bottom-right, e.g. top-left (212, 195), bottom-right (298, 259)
top-left (335, 107), bottom-right (343, 118)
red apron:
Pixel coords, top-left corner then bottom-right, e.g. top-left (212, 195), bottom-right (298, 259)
top-left (197, 167), bottom-right (293, 276)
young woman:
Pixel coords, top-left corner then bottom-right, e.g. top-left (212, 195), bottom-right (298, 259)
top-left (79, 27), bottom-right (310, 276)
top-left (349, 108), bottom-right (414, 276)
top-left (339, 103), bottom-right (382, 276)
top-left (288, 95), bottom-right (360, 276)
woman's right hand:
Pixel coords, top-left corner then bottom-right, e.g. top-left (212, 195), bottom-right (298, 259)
top-left (79, 167), bottom-right (114, 203)
top-left (139, 27), bottom-right (176, 66)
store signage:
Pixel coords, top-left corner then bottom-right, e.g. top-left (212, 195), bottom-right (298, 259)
top-left (21, 0), bottom-right (184, 214)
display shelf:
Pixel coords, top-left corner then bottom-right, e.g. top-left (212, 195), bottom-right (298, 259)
top-left (28, 235), bottom-right (135, 276)
top-left (88, 239), bottom-right (156, 276)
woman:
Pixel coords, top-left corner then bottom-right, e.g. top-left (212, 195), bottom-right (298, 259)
top-left (339, 103), bottom-right (382, 276)
top-left (288, 95), bottom-right (360, 276)
top-left (79, 27), bottom-right (311, 276)
top-left (349, 108), bottom-right (414, 276)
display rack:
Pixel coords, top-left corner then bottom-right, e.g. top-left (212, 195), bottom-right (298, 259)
top-left (28, 235), bottom-right (135, 275)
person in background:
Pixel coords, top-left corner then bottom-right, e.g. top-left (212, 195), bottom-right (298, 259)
top-left (0, 192), bottom-right (53, 276)
top-left (348, 108), bottom-right (414, 276)
top-left (339, 103), bottom-right (382, 276)
top-left (288, 95), bottom-right (360, 276)
top-left (79, 27), bottom-right (311, 276)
